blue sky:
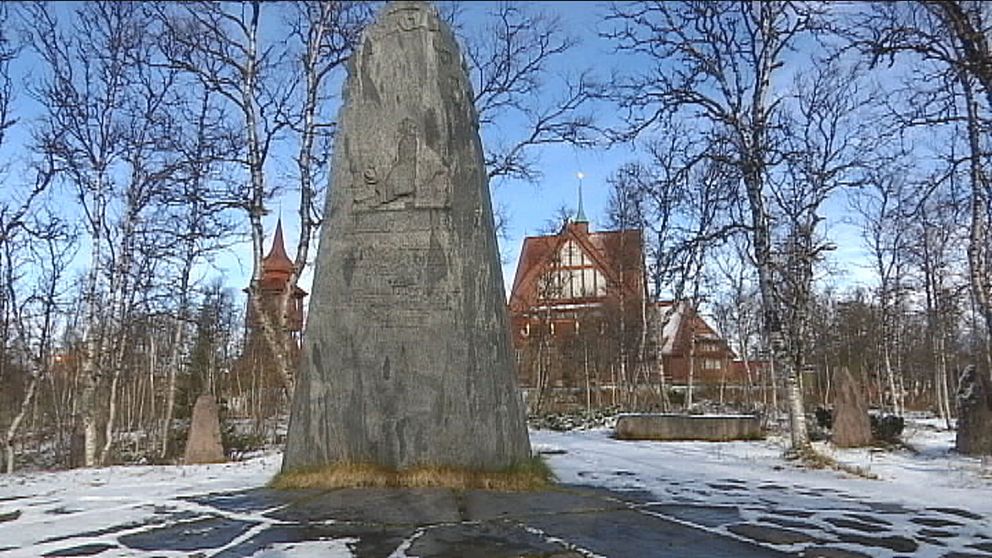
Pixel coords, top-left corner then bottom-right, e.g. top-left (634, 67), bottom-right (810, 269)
top-left (0, 1), bottom-right (877, 305)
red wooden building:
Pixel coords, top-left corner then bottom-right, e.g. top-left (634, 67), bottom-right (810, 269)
top-left (507, 205), bottom-right (742, 408)
top-left (230, 219), bottom-right (307, 418)
top-left (244, 219), bottom-right (307, 339)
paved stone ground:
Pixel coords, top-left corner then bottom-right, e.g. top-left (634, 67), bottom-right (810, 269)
top-left (12, 479), bottom-right (992, 557)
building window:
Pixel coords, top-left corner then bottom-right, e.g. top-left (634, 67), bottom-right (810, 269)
top-left (560, 240), bottom-right (582, 267)
top-left (703, 358), bottom-right (721, 370)
top-left (700, 341), bottom-right (721, 353)
top-left (550, 322), bottom-right (556, 335)
top-left (543, 241), bottom-right (607, 300)
top-left (520, 323), bottom-right (530, 337)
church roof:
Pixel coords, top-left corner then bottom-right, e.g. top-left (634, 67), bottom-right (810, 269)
top-left (262, 219), bottom-right (295, 275)
top-left (508, 221), bottom-right (643, 312)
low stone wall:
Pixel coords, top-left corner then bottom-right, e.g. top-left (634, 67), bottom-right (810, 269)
top-left (615, 414), bottom-right (763, 442)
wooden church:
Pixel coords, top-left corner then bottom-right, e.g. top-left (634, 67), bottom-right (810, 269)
top-left (229, 219), bottom-right (307, 420)
top-left (507, 190), bottom-right (740, 409)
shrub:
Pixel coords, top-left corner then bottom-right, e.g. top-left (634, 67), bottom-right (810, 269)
top-left (870, 414), bottom-right (904, 444)
top-left (814, 406), bottom-right (833, 430)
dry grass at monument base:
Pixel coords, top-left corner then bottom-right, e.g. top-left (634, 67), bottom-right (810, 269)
top-left (787, 445), bottom-right (880, 480)
top-left (270, 456), bottom-right (554, 491)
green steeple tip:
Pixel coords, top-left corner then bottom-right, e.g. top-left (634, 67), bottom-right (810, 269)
top-left (575, 172), bottom-right (588, 224)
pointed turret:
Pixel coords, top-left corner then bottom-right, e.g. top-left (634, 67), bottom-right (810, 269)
top-left (262, 218), bottom-right (294, 277)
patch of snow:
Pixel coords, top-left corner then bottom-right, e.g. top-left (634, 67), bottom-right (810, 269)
top-left (254, 539), bottom-right (356, 557)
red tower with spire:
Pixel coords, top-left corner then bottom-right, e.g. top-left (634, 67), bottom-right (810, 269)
top-left (246, 219), bottom-right (307, 335)
top-left (231, 219), bottom-right (308, 419)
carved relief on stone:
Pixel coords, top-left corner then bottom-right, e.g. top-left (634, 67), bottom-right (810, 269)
top-left (353, 117), bottom-right (451, 211)
top-left (353, 163), bottom-right (379, 208)
top-left (370, 4), bottom-right (440, 40)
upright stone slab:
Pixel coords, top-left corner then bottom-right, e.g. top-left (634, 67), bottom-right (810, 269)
top-left (831, 367), bottom-right (871, 448)
top-left (956, 365), bottom-right (992, 455)
top-left (283, 1), bottom-right (531, 473)
top-left (185, 394), bottom-right (225, 464)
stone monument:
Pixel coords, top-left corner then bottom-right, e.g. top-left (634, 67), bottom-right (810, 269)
top-left (282, 1), bottom-right (531, 476)
top-left (955, 365), bottom-right (992, 455)
top-left (184, 394), bottom-right (225, 464)
top-left (831, 367), bottom-right (871, 448)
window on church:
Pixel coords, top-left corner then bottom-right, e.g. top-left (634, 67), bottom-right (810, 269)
top-left (560, 240), bottom-right (581, 267)
top-left (541, 240), bottom-right (608, 300)
top-left (703, 358), bottom-right (722, 370)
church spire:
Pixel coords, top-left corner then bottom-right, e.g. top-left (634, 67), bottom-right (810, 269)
top-left (262, 218), bottom-right (294, 275)
top-left (574, 171), bottom-right (588, 224)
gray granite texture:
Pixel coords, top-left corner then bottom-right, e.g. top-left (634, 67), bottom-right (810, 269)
top-left (956, 365), bottom-right (992, 455)
top-left (184, 394), bottom-right (225, 464)
top-left (283, 1), bottom-right (531, 472)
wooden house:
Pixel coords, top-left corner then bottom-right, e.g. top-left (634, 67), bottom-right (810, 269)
top-left (507, 206), bottom-right (740, 408)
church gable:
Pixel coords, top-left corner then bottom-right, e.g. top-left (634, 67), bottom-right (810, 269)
top-left (510, 223), bottom-right (642, 312)
top-left (539, 238), bottom-right (608, 301)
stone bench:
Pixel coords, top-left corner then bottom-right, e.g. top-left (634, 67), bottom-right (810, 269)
top-left (615, 413), bottom-right (763, 442)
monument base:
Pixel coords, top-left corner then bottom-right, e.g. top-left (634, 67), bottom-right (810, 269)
top-left (271, 457), bottom-right (552, 491)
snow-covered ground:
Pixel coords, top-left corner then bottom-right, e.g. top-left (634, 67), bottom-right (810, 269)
top-left (0, 454), bottom-right (284, 557)
top-left (533, 422), bottom-right (992, 557)
top-left (0, 417), bottom-right (989, 557)
top-left (534, 419), bottom-right (992, 519)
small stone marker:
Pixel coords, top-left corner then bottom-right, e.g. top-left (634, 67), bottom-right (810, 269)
top-left (831, 367), bottom-right (871, 448)
top-left (282, 0), bottom-right (530, 475)
top-left (184, 394), bottom-right (225, 464)
top-left (955, 365), bottom-right (992, 455)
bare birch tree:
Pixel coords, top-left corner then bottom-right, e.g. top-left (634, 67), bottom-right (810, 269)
top-left (155, 1), bottom-right (295, 396)
top-left (463, 2), bottom-right (600, 183)
top-left (156, 1), bottom-right (369, 401)
top-left (154, 82), bottom-right (239, 458)
top-left (774, 60), bottom-right (879, 420)
top-left (26, 2), bottom-right (149, 467)
top-left (849, 0), bottom-right (992, 378)
top-left (3, 213), bottom-right (75, 473)
top-left (604, 1), bottom-right (826, 451)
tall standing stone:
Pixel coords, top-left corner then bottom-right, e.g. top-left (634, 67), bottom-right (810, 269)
top-left (831, 367), bottom-right (871, 448)
top-left (282, 1), bottom-right (531, 473)
top-left (955, 365), bottom-right (992, 455)
top-left (184, 395), bottom-right (225, 464)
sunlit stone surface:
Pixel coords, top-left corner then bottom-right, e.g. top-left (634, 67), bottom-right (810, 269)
top-left (283, 1), bottom-right (531, 473)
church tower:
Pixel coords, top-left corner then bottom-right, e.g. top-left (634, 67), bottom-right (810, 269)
top-left (246, 219), bottom-right (307, 343)
top-left (231, 219), bottom-right (308, 419)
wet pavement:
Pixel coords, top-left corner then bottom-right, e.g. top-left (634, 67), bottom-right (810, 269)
top-left (17, 484), bottom-right (800, 557)
top-left (12, 480), bottom-right (992, 557)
